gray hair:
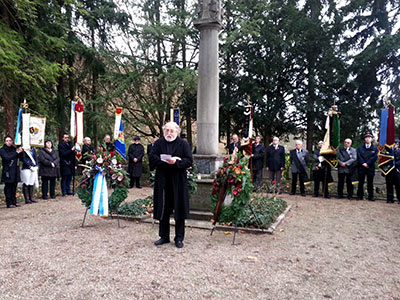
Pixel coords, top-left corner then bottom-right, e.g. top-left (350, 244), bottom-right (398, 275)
top-left (273, 137), bottom-right (279, 141)
top-left (162, 121), bottom-right (181, 134)
top-left (295, 140), bottom-right (303, 145)
top-left (344, 138), bottom-right (352, 143)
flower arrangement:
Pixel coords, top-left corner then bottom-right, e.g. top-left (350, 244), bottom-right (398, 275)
top-left (210, 152), bottom-right (253, 224)
top-left (77, 148), bottom-right (130, 212)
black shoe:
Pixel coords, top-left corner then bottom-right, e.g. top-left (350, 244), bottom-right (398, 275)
top-left (347, 196), bottom-right (353, 200)
top-left (67, 192), bottom-right (74, 196)
top-left (337, 196), bottom-right (344, 199)
top-left (136, 186), bottom-right (142, 189)
top-left (301, 193), bottom-right (306, 197)
top-left (387, 200), bottom-right (394, 203)
top-left (368, 198), bottom-right (375, 201)
top-left (50, 195), bottom-right (56, 199)
top-left (14, 202), bottom-right (20, 207)
top-left (7, 204), bottom-right (16, 208)
top-left (357, 197), bottom-right (363, 200)
top-left (175, 240), bottom-right (184, 248)
top-left (42, 195), bottom-right (49, 200)
top-left (154, 238), bottom-right (170, 246)
top-left (289, 192), bottom-right (295, 195)
top-left (324, 195), bottom-right (330, 199)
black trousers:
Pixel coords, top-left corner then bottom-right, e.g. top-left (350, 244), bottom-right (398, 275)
top-left (313, 169), bottom-right (329, 197)
top-left (252, 169), bottom-right (263, 189)
top-left (42, 176), bottom-right (56, 197)
top-left (386, 171), bottom-right (400, 202)
top-left (4, 182), bottom-right (17, 206)
top-left (357, 173), bottom-right (374, 199)
top-left (338, 172), bottom-right (354, 198)
top-left (159, 218), bottom-right (185, 242)
top-left (129, 176), bottom-right (141, 188)
top-left (291, 172), bottom-right (305, 194)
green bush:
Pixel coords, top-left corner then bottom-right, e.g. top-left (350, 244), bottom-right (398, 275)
top-left (118, 196), bottom-right (153, 216)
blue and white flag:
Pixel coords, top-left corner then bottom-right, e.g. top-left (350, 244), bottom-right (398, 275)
top-left (113, 107), bottom-right (126, 160)
top-left (15, 108), bottom-right (22, 145)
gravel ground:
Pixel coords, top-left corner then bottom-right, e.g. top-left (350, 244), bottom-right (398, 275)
top-left (1, 188), bottom-right (400, 300)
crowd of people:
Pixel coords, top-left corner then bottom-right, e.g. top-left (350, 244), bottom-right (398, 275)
top-left (227, 132), bottom-right (400, 204)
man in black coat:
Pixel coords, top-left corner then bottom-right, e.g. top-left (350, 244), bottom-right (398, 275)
top-left (103, 134), bottom-right (115, 152)
top-left (0, 136), bottom-right (23, 208)
top-left (312, 141), bottom-right (333, 198)
top-left (58, 134), bottom-right (76, 196)
top-left (128, 137), bottom-right (144, 188)
top-left (149, 122), bottom-right (193, 248)
top-left (385, 140), bottom-right (400, 203)
top-left (357, 132), bottom-right (378, 201)
top-left (251, 136), bottom-right (265, 190)
top-left (226, 134), bottom-right (241, 154)
top-left (82, 137), bottom-right (95, 159)
top-left (147, 137), bottom-right (158, 172)
top-left (266, 137), bottom-right (285, 194)
top-left (289, 140), bottom-right (309, 196)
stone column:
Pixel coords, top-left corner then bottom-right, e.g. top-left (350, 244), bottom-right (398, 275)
top-left (194, 0), bottom-right (222, 156)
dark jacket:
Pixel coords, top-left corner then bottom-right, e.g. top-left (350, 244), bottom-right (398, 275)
top-left (266, 145), bottom-right (285, 171)
top-left (312, 148), bottom-right (333, 182)
top-left (38, 148), bottom-right (60, 178)
top-left (395, 148), bottom-right (400, 172)
top-left (227, 142), bottom-right (241, 155)
top-left (21, 148), bottom-right (38, 170)
top-left (82, 144), bottom-right (95, 158)
top-left (251, 143), bottom-right (265, 170)
top-left (147, 143), bottom-right (155, 171)
top-left (357, 144), bottom-right (378, 176)
top-left (0, 145), bottom-right (21, 183)
top-left (149, 137), bottom-right (193, 220)
top-left (128, 143), bottom-right (145, 177)
top-left (289, 149), bottom-right (309, 174)
top-left (58, 141), bottom-right (75, 176)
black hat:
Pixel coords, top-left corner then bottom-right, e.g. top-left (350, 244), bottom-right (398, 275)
top-left (364, 132), bottom-right (373, 138)
top-left (133, 136), bottom-right (140, 141)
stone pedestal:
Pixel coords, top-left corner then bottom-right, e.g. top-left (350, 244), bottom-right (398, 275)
top-left (189, 178), bottom-right (214, 211)
top-left (193, 154), bottom-right (224, 175)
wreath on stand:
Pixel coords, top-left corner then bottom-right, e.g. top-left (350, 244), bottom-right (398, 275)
top-left (210, 152), bottom-right (253, 225)
top-left (77, 149), bottom-right (130, 214)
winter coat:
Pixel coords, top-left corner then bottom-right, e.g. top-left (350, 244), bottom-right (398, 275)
top-left (58, 141), bottom-right (75, 176)
top-left (38, 148), bottom-right (60, 178)
top-left (128, 143), bottom-right (145, 177)
top-left (251, 143), bottom-right (265, 170)
top-left (0, 145), bottom-right (21, 183)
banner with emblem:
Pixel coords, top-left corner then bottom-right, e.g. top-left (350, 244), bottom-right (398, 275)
top-left (29, 116), bottom-right (46, 147)
top-left (241, 103), bottom-right (253, 157)
top-left (113, 107), bottom-right (126, 160)
top-left (378, 106), bottom-right (395, 175)
top-left (320, 105), bottom-right (340, 168)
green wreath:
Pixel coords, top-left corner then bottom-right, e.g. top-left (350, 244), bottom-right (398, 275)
top-left (210, 153), bottom-right (253, 224)
top-left (76, 149), bottom-right (130, 213)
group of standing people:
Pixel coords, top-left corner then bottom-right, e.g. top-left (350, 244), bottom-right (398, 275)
top-left (228, 132), bottom-right (400, 203)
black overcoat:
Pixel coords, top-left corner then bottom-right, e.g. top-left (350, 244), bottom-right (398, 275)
top-left (128, 143), bottom-right (145, 177)
top-left (149, 137), bottom-right (193, 220)
top-left (38, 148), bottom-right (60, 178)
top-left (0, 145), bottom-right (21, 183)
top-left (266, 145), bottom-right (285, 171)
top-left (147, 143), bottom-right (155, 171)
top-left (357, 144), bottom-right (378, 176)
top-left (251, 143), bottom-right (265, 170)
top-left (58, 141), bottom-right (75, 176)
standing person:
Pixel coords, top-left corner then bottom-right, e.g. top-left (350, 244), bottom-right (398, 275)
top-left (128, 137), bottom-right (144, 188)
top-left (0, 136), bottom-right (23, 208)
top-left (337, 138), bottom-right (357, 200)
top-left (38, 140), bottom-right (60, 199)
top-left (251, 136), bottom-right (265, 191)
top-left (149, 122), bottom-right (193, 248)
top-left (21, 146), bottom-right (39, 204)
top-left (266, 137), bottom-right (285, 194)
top-left (58, 134), bottom-right (75, 196)
top-left (312, 141), bottom-right (333, 198)
top-left (289, 140), bottom-right (309, 196)
top-left (82, 137), bottom-right (95, 158)
top-left (357, 132), bottom-right (378, 201)
top-left (103, 134), bottom-right (115, 152)
top-left (147, 137), bottom-right (158, 172)
top-left (227, 134), bottom-right (241, 154)
top-left (384, 140), bottom-right (400, 203)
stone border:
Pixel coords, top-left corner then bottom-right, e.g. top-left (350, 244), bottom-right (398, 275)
top-left (115, 204), bottom-right (292, 234)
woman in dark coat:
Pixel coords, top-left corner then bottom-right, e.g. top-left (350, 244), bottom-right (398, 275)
top-left (149, 122), bottom-right (193, 248)
top-left (0, 136), bottom-right (23, 208)
top-left (38, 140), bottom-right (60, 199)
top-left (128, 137), bottom-right (144, 188)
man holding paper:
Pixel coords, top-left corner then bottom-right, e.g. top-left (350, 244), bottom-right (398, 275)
top-left (149, 122), bottom-right (193, 248)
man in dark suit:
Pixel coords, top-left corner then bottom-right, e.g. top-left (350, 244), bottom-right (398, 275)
top-left (147, 137), bottom-right (158, 172)
top-left (251, 136), bottom-right (265, 190)
top-left (357, 132), bottom-right (378, 201)
top-left (128, 137), bottom-right (145, 188)
top-left (337, 138), bottom-right (357, 199)
top-left (266, 137), bottom-right (285, 194)
top-left (385, 140), bottom-right (400, 203)
top-left (227, 134), bottom-right (241, 154)
top-left (289, 140), bottom-right (309, 196)
top-left (58, 134), bottom-right (75, 196)
top-left (312, 141), bottom-right (332, 198)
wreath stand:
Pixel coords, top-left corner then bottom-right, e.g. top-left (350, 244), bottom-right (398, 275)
top-left (81, 208), bottom-right (121, 228)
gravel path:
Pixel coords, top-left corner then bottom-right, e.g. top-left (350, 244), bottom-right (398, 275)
top-left (1, 189), bottom-right (400, 300)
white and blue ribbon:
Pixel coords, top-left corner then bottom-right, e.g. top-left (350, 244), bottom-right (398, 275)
top-left (15, 108), bottom-right (22, 145)
top-left (89, 166), bottom-right (109, 217)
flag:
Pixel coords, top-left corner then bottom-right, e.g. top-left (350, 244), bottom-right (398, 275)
top-left (29, 116), bottom-right (46, 147)
top-left (320, 106), bottom-right (340, 168)
top-left (70, 101), bottom-right (77, 138)
top-left (114, 107), bottom-right (126, 160)
top-left (378, 106), bottom-right (395, 175)
top-left (14, 108), bottom-right (22, 145)
top-left (241, 105), bottom-right (253, 156)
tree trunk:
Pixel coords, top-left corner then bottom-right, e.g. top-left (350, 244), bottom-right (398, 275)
top-left (3, 83), bottom-right (15, 137)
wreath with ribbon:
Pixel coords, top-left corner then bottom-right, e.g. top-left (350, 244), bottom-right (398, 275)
top-left (210, 152), bottom-right (253, 225)
top-left (77, 149), bottom-right (129, 215)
